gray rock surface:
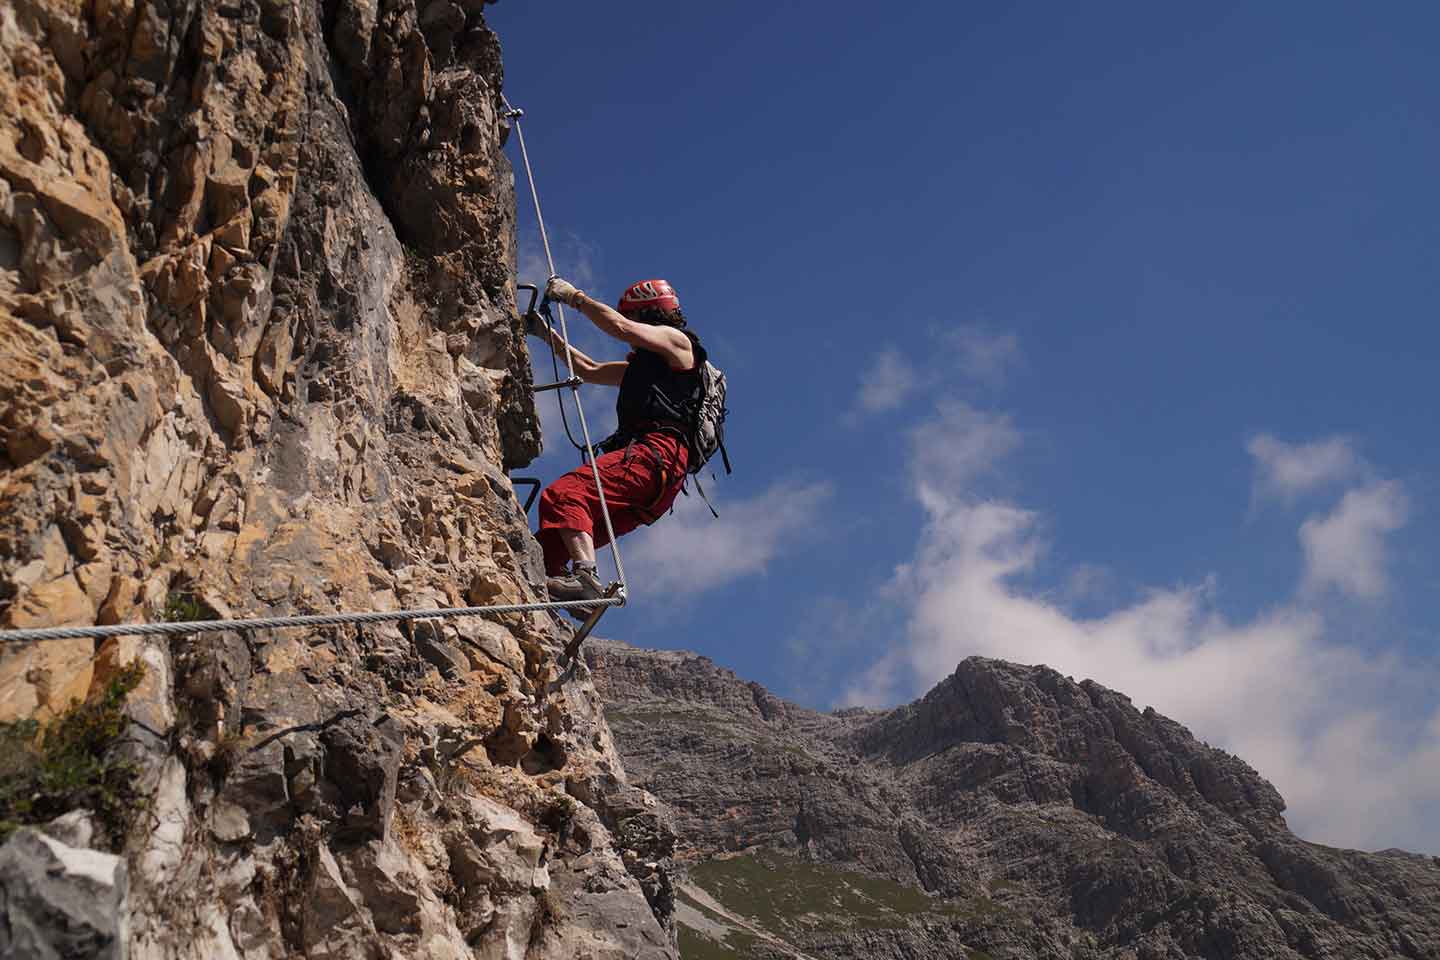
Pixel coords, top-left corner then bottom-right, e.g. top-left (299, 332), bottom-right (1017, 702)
top-left (0, 827), bottom-right (129, 960)
top-left (589, 641), bottom-right (1440, 959)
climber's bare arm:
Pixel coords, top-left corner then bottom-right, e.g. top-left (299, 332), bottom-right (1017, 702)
top-left (572, 293), bottom-right (694, 371)
top-left (581, 361), bottom-right (628, 387)
top-left (535, 327), bottom-right (628, 387)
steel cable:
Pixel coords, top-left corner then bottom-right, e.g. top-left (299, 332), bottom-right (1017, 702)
top-left (0, 596), bottom-right (623, 645)
top-left (503, 98), bottom-right (628, 596)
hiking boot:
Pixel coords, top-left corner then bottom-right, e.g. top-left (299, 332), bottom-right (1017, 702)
top-left (546, 564), bottom-right (606, 621)
top-left (546, 564), bottom-right (604, 605)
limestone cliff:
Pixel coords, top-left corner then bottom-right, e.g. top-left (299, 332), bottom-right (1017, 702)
top-left (592, 641), bottom-right (1440, 959)
top-left (0, 0), bottom-right (676, 955)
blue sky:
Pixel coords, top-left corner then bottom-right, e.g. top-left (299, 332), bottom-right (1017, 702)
top-left (487, 3), bottom-right (1440, 852)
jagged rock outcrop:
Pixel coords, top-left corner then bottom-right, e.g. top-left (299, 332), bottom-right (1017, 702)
top-left (590, 641), bottom-right (1440, 959)
top-left (0, 825), bottom-right (129, 959)
top-left (0, 0), bottom-right (675, 955)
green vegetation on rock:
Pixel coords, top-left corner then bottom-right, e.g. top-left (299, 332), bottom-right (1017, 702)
top-left (677, 924), bottom-right (752, 959)
top-left (162, 588), bottom-right (219, 623)
top-left (675, 850), bottom-right (1023, 957)
top-left (689, 850), bottom-right (965, 936)
top-left (0, 661), bottom-right (146, 850)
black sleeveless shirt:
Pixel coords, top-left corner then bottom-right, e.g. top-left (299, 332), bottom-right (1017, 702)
top-left (612, 330), bottom-right (705, 440)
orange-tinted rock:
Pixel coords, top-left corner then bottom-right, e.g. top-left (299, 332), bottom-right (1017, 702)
top-left (0, 576), bottom-right (95, 720)
top-left (0, 0), bottom-right (665, 955)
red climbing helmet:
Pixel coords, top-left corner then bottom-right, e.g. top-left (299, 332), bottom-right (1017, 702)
top-left (617, 279), bottom-right (680, 317)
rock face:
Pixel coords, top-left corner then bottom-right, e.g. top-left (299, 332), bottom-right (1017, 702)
top-left (0, 827), bottom-right (129, 960)
top-left (0, 0), bottom-right (674, 955)
top-left (590, 641), bottom-right (1440, 959)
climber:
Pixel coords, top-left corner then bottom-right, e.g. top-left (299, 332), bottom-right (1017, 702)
top-left (527, 276), bottom-right (704, 610)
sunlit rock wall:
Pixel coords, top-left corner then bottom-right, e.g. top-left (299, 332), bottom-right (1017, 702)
top-left (0, 0), bottom-right (675, 953)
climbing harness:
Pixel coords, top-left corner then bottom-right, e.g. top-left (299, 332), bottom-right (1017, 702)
top-left (0, 100), bottom-right (629, 673)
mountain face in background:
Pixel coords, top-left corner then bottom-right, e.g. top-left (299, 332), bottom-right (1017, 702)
top-left (589, 640), bottom-right (1440, 959)
top-left (0, 1), bottom-right (678, 955)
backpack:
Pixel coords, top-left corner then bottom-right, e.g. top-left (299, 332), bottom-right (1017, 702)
top-left (686, 357), bottom-right (731, 477)
top-left (606, 332), bottom-right (732, 513)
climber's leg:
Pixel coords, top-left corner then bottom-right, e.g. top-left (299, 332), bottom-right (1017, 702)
top-left (538, 469), bottom-right (596, 575)
top-left (561, 530), bottom-right (596, 567)
top-left (534, 527), bottom-right (574, 576)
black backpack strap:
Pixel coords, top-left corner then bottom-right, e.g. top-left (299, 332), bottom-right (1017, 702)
top-left (718, 438), bottom-right (732, 475)
top-left (685, 330), bottom-right (706, 364)
top-left (693, 474), bottom-right (720, 519)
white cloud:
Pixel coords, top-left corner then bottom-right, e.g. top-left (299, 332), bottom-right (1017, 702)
top-left (1248, 434), bottom-right (1362, 503)
top-left (909, 402), bottom-right (1021, 512)
top-left (1058, 563), bottom-right (1118, 606)
top-left (947, 324), bottom-right (1020, 385)
top-left (623, 481), bottom-right (833, 598)
top-left (517, 231), bottom-right (600, 291)
top-left (845, 409), bottom-right (1440, 852)
top-left (850, 327), bottom-right (1021, 421)
top-left (1299, 480), bottom-right (1409, 600)
top-left (856, 347), bottom-right (915, 414)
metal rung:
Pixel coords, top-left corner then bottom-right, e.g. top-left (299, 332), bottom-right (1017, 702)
top-left (559, 583), bottom-right (623, 667)
top-left (510, 476), bottom-right (542, 513)
top-left (534, 376), bottom-right (582, 393)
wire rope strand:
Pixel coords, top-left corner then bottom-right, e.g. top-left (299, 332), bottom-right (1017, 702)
top-left (0, 596), bottom-right (624, 645)
top-left (504, 98), bottom-right (629, 597)
top-left (547, 314), bottom-right (586, 453)
top-left (506, 102), bottom-right (584, 454)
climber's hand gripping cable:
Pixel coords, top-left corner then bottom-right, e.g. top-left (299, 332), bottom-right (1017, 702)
top-left (544, 275), bottom-right (583, 307)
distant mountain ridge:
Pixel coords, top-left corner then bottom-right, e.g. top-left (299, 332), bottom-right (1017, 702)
top-left (587, 640), bottom-right (1440, 959)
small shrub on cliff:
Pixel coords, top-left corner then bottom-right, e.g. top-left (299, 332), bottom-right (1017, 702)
top-left (162, 588), bottom-right (218, 623)
top-left (0, 661), bottom-right (146, 850)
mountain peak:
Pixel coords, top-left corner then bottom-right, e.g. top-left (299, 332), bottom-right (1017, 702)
top-left (853, 655), bottom-right (1288, 830)
top-left (590, 641), bottom-right (1440, 959)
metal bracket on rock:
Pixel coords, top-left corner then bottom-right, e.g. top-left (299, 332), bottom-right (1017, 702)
top-left (509, 476), bottom-right (542, 513)
top-left (547, 582), bottom-right (623, 692)
top-left (533, 376), bottom-right (583, 393)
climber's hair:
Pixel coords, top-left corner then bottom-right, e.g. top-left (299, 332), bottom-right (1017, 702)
top-left (628, 306), bottom-right (687, 329)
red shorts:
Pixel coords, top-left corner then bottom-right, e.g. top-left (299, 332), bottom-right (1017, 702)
top-left (537, 432), bottom-right (689, 575)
